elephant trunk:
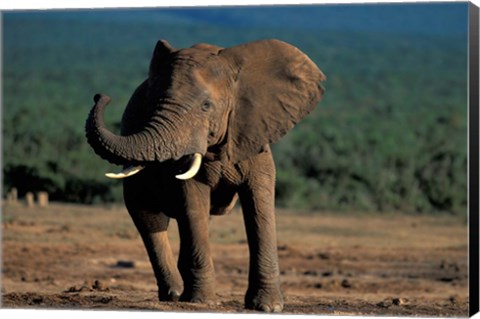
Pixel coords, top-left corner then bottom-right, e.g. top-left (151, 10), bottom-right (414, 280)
top-left (85, 94), bottom-right (184, 166)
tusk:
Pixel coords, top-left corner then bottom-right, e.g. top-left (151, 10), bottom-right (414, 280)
top-left (175, 153), bottom-right (202, 180)
top-left (105, 166), bottom-right (145, 179)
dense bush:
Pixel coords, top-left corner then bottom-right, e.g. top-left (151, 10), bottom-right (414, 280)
top-left (3, 9), bottom-right (468, 214)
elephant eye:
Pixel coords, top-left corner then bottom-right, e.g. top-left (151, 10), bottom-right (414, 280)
top-left (202, 100), bottom-right (213, 112)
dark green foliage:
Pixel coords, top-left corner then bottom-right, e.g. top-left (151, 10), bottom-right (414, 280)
top-left (273, 32), bottom-right (468, 214)
top-left (3, 9), bottom-right (468, 214)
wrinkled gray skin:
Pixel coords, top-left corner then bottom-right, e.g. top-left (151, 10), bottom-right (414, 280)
top-left (85, 39), bottom-right (325, 312)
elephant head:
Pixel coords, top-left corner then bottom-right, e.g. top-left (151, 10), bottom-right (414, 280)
top-left (85, 39), bottom-right (326, 179)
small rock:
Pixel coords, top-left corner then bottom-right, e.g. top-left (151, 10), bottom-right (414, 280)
top-left (341, 279), bottom-right (352, 288)
top-left (84, 279), bottom-right (94, 288)
top-left (99, 296), bottom-right (113, 304)
top-left (93, 280), bottom-right (109, 291)
top-left (65, 279), bottom-right (101, 293)
top-left (303, 270), bottom-right (318, 276)
top-left (392, 298), bottom-right (408, 306)
top-left (65, 285), bottom-right (85, 293)
top-left (115, 260), bottom-right (135, 268)
top-left (317, 252), bottom-right (330, 260)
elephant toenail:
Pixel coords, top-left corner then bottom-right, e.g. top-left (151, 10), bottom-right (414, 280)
top-left (169, 290), bottom-right (181, 302)
top-left (273, 304), bottom-right (283, 312)
top-left (190, 297), bottom-right (205, 304)
top-left (260, 304), bottom-right (272, 312)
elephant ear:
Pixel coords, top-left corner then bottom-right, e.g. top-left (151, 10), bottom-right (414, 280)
top-left (149, 39), bottom-right (176, 79)
top-left (191, 42), bottom-right (223, 53)
top-left (219, 39), bottom-right (326, 163)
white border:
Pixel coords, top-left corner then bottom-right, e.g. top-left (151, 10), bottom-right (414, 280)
top-left (1, 1), bottom-right (478, 319)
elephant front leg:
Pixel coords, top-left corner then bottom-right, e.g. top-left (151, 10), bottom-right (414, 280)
top-left (239, 154), bottom-right (284, 312)
top-left (128, 210), bottom-right (184, 301)
top-left (147, 231), bottom-right (183, 302)
top-left (176, 181), bottom-right (216, 303)
top-left (124, 179), bottom-right (183, 301)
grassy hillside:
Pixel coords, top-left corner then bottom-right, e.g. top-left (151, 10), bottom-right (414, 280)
top-left (2, 6), bottom-right (468, 214)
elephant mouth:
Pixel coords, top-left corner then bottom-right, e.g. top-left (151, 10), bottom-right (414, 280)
top-left (104, 153), bottom-right (203, 180)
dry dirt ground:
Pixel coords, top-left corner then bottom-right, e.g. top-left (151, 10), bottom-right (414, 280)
top-left (1, 202), bottom-right (469, 316)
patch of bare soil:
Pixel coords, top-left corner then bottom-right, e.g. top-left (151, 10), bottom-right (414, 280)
top-left (1, 202), bottom-right (468, 316)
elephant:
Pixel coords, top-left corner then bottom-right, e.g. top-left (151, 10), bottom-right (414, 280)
top-left (85, 39), bottom-right (325, 312)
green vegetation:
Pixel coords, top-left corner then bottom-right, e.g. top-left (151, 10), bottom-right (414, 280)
top-left (3, 10), bottom-right (468, 214)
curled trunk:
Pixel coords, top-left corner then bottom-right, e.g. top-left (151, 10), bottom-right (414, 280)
top-left (85, 94), bottom-right (181, 166)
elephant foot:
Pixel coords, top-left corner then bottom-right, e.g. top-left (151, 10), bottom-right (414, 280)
top-left (180, 280), bottom-right (216, 304)
top-left (157, 278), bottom-right (183, 302)
top-left (180, 289), bottom-right (216, 304)
top-left (245, 284), bottom-right (284, 313)
top-left (158, 288), bottom-right (182, 302)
